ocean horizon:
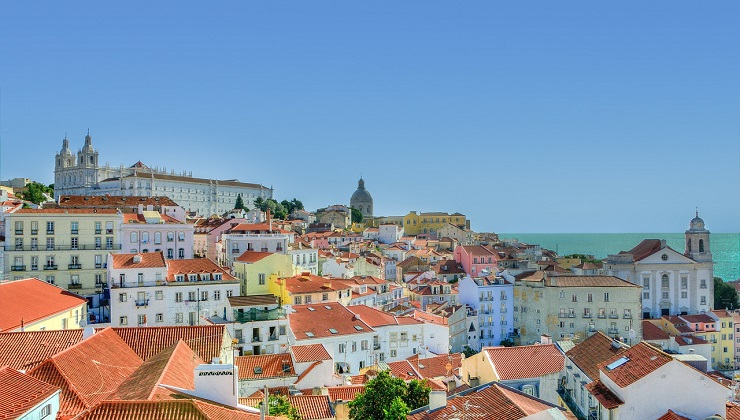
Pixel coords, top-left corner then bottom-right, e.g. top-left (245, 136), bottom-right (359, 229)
top-left (500, 233), bottom-right (740, 282)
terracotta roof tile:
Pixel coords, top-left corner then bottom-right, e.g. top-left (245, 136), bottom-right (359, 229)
top-left (166, 259), bottom-right (236, 281)
top-left (408, 382), bottom-right (571, 420)
top-left (326, 385), bottom-right (365, 402)
top-left (657, 409), bottom-right (693, 420)
top-left (584, 380), bottom-right (624, 409)
top-left (234, 251), bottom-right (274, 263)
top-left (102, 325), bottom-right (228, 362)
top-left (566, 332), bottom-right (628, 380)
top-left (77, 400), bottom-right (270, 420)
top-left (406, 353), bottom-right (462, 379)
top-left (109, 340), bottom-right (203, 401)
top-left (235, 354), bottom-right (295, 380)
top-left (28, 328), bottom-right (143, 418)
top-left (674, 335), bottom-right (708, 345)
top-left (57, 195), bottom-right (179, 208)
top-left (282, 273), bottom-right (350, 295)
top-left (485, 344), bottom-right (564, 380)
top-left (227, 295), bottom-right (278, 307)
top-left (111, 252), bottom-right (167, 269)
top-left (679, 314), bottom-right (716, 324)
top-left (14, 208), bottom-right (119, 214)
top-left (642, 321), bottom-right (671, 341)
top-left (348, 305), bottom-right (420, 327)
top-left (0, 366), bottom-right (59, 419)
top-left (289, 395), bottom-right (333, 420)
top-left (291, 344), bottom-right (332, 363)
top-left (289, 303), bottom-right (373, 340)
top-left (0, 278), bottom-right (88, 332)
top-left (597, 342), bottom-right (672, 388)
top-left (727, 402), bottom-right (740, 420)
top-left (0, 329), bottom-right (83, 371)
top-left (549, 276), bottom-right (642, 288)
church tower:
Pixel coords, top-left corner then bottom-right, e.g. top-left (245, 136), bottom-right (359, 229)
top-left (350, 177), bottom-right (374, 219)
top-left (76, 130), bottom-right (99, 187)
top-left (685, 210), bottom-right (711, 263)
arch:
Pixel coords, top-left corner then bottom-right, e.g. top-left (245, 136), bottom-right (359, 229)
top-left (687, 239), bottom-right (691, 253)
top-left (699, 239), bottom-right (704, 253)
top-left (661, 274), bottom-right (669, 289)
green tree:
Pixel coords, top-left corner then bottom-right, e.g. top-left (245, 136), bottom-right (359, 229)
top-left (254, 197), bottom-right (266, 211)
top-left (383, 396), bottom-right (409, 420)
top-left (715, 277), bottom-right (739, 310)
top-left (351, 208), bottom-right (363, 224)
top-left (290, 198), bottom-right (304, 211)
top-left (234, 194), bottom-right (246, 210)
top-left (500, 338), bottom-right (515, 347)
top-left (349, 370), bottom-right (407, 420)
top-left (21, 182), bottom-right (53, 205)
top-left (257, 395), bottom-right (301, 420)
top-left (281, 199), bottom-right (294, 215)
top-left (405, 379), bottom-right (431, 409)
top-left (462, 345), bottom-right (478, 358)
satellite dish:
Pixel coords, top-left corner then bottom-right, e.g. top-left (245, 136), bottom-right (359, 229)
top-left (79, 319), bottom-right (87, 328)
top-left (628, 329), bottom-right (637, 340)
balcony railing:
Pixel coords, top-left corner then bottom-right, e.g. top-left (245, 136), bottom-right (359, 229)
top-left (44, 265), bottom-right (58, 270)
top-left (68, 264), bottom-right (82, 270)
top-left (233, 308), bottom-right (287, 323)
top-left (31, 229), bottom-right (38, 235)
top-left (68, 283), bottom-right (82, 289)
top-left (15, 229), bottom-right (23, 235)
top-left (268, 334), bottom-right (279, 341)
top-left (31, 265), bottom-right (38, 271)
top-left (5, 244), bottom-right (122, 252)
top-left (608, 328), bottom-right (619, 335)
top-left (557, 386), bottom-right (587, 420)
top-left (135, 299), bottom-right (149, 307)
top-left (609, 314), bottom-right (619, 319)
top-left (373, 343), bottom-right (381, 350)
top-left (253, 336), bottom-right (262, 342)
top-left (10, 265), bottom-right (26, 271)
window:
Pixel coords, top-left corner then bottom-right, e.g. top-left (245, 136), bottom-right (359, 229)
top-left (46, 237), bottom-right (54, 250)
top-left (643, 291), bottom-right (650, 299)
top-left (106, 221), bottom-right (113, 234)
top-left (188, 291), bottom-right (196, 301)
top-left (95, 221), bottom-right (101, 234)
top-left (120, 316), bottom-right (128, 325)
top-left (155, 291), bottom-right (163, 300)
top-left (322, 292), bottom-right (329, 301)
top-left (587, 293), bottom-right (593, 302)
top-left (167, 249), bottom-right (174, 259)
top-left (40, 404), bottom-right (51, 418)
top-left (142, 232), bottom-right (149, 243)
top-left (400, 332), bottom-right (408, 341)
top-left (214, 290), bottom-right (221, 300)
top-left (167, 232), bottom-right (174, 242)
top-left (138, 314), bottom-right (146, 325)
top-left (176, 313), bottom-right (183, 323)
top-left (14, 238), bottom-right (23, 251)
top-left (95, 254), bottom-right (102, 269)
top-left (95, 274), bottom-right (103, 285)
top-left (178, 248), bottom-right (185, 259)
top-left (201, 291), bottom-right (208, 301)
top-left (604, 292), bottom-right (610, 302)
top-left (119, 293), bottom-right (127, 302)
top-left (70, 221), bottom-right (79, 234)
top-left (226, 290), bottom-right (233, 298)
top-left (31, 221), bottom-right (38, 234)
top-left (46, 255), bottom-right (55, 268)
top-left (662, 291), bottom-right (669, 299)
top-left (305, 295), bottom-right (312, 304)
top-left (95, 237), bottom-right (102, 249)
top-left (700, 279), bottom-right (707, 289)
top-left (178, 232), bottom-right (185, 241)
top-left (131, 232), bottom-right (138, 243)
top-left (361, 340), bottom-right (368, 350)
top-left (624, 309), bottom-right (631, 318)
top-left (70, 274), bottom-right (80, 285)
top-left (681, 291), bottom-right (688, 299)
top-left (294, 296), bottom-right (302, 305)
top-left (258, 273), bottom-right (266, 285)
top-left (571, 293), bottom-right (577, 302)
top-left (31, 238), bottom-right (38, 250)
top-left (338, 343), bottom-right (346, 353)
top-left (390, 349), bottom-right (397, 357)
top-left (154, 232), bottom-right (162, 244)
top-left (681, 276), bottom-right (688, 290)
top-left (156, 313), bottom-right (163, 323)
top-left (701, 296), bottom-right (707, 305)
top-left (106, 237), bottom-right (113, 249)
top-left (47, 221), bottom-right (54, 234)
top-left (661, 274), bottom-right (669, 289)
top-left (175, 292), bottom-right (183, 303)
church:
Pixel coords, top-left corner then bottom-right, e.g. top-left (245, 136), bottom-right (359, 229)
top-left (349, 177), bottom-right (373, 219)
top-left (54, 132), bottom-right (273, 216)
top-left (604, 212), bottom-right (714, 318)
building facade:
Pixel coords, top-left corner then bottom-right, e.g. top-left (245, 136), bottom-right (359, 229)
top-left (457, 275), bottom-right (515, 349)
top-left (54, 132), bottom-right (273, 216)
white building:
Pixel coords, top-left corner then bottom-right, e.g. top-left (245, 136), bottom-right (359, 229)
top-left (220, 221), bottom-right (294, 268)
top-left (53, 132), bottom-right (273, 216)
top-left (604, 213), bottom-right (713, 318)
top-left (378, 224), bottom-right (404, 245)
top-left (120, 210), bottom-right (194, 260)
top-left (457, 275), bottom-right (515, 348)
top-left (108, 252), bottom-right (239, 327)
top-left (288, 242), bottom-right (319, 275)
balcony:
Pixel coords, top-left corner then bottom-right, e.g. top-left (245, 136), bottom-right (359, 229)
top-left (31, 229), bottom-right (38, 235)
top-left (44, 265), bottom-right (58, 270)
top-left (68, 283), bottom-right (82, 289)
top-left (135, 299), bottom-right (149, 307)
top-left (15, 229), bottom-right (23, 235)
top-left (252, 336), bottom-right (262, 342)
top-left (608, 328), bottom-right (619, 335)
top-left (373, 343), bottom-right (381, 350)
top-left (95, 263), bottom-right (102, 269)
top-left (557, 386), bottom-right (587, 420)
top-left (609, 314), bottom-right (619, 319)
top-left (95, 229), bottom-right (102, 234)
top-left (268, 334), bottom-right (279, 341)
top-left (47, 230), bottom-right (54, 235)
top-left (623, 314), bottom-right (632, 319)
top-left (232, 308), bottom-right (287, 323)
top-left (597, 314), bottom-right (606, 319)
top-left (10, 265), bottom-right (26, 271)
top-left (31, 265), bottom-right (38, 271)
top-left (5, 244), bottom-right (122, 252)
top-left (68, 264), bottom-right (82, 270)
top-left (583, 313), bottom-right (592, 318)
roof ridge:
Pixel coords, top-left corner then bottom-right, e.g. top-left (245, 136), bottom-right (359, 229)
top-left (147, 340), bottom-right (190, 400)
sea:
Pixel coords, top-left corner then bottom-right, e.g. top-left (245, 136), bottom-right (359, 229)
top-left (500, 233), bottom-right (740, 282)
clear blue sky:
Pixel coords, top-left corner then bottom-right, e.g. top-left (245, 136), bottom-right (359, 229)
top-left (1, 1), bottom-right (739, 233)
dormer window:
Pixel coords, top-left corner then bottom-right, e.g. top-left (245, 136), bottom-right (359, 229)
top-left (201, 273), bottom-right (210, 281)
top-left (176, 275), bottom-right (184, 282)
top-left (214, 273), bottom-right (222, 281)
top-left (189, 274), bottom-right (197, 282)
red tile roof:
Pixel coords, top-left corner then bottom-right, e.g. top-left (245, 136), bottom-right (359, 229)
top-left (291, 344), bottom-right (332, 363)
top-left (111, 252), bottom-right (166, 269)
top-left (102, 325), bottom-right (228, 362)
top-left (234, 251), bottom-right (274, 263)
top-left (109, 340), bottom-right (203, 401)
top-left (408, 382), bottom-right (571, 420)
top-left (406, 353), bottom-right (462, 379)
top-left (282, 273), bottom-right (350, 294)
top-left (289, 395), bottom-right (333, 420)
top-left (585, 380), bottom-right (624, 409)
top-left (674, 335), bottom-right (708, 346)
top-left (549, 276), bottom-right (642, 288)
top-left (327, 385), bottom-right (365, 402)
top-left (76, 400), bottom-right (269, 420)
top-left (485, 344), bottom-right (564, 380)
top-left (28, 328), bottom-right (143, 418)
top-left (0, 366), bottom-right (59, 419)
top-left (727, 402), bottom-right (740, 420)
top-left (597, 342), bottom-right (672, 388)
top-left (679, 314), bottom-right (716, 324)
top-left (642, 321), bottom-right (671, 341)
top-left (657, 410), bottom-right (693, 420)
top-left (57, 195), bottom-right (179, 208)
top-left (289, 303), bottom-right (373, 340)
top-left (0, 278), bottom-right (88, 332)
top-left (624, 239), bottom-right (664, 261)
top-left (566, 332), bottom-right (628, 380)
top-left (0, 329), bottom-right (83, 371)
top-left (235, 354), bottom-right (295, 380)
top-left (166, 259), bottom-right (236, 281)
top-left (348, 305), bottom-right (423, 327)
top-left (14, 208), bottom-right (119, 214)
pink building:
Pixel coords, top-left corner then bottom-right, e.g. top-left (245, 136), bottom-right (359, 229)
top-left (192, 217), bottom-right (248, 260)
top-left (453, 245), bottom-right (498, 277)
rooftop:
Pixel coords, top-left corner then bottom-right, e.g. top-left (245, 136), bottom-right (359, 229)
top-left (289, 303), bottom-right (373, 340)
top-left (0, 366), bottom-right (59, 419)
top-left (0, 278), bottom-right (88, 332)
top-left (565, 331), bottom-right (628, 380)
top-left (484, 344), bottom-right (564, 380)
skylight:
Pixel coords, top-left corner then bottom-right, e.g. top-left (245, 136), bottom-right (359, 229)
top-left (329, 328), bottom-right (338, 334)
top-left (254, 367), bottom-right (263, 374)
top-left (308, 307), bottom-right (315, 312)
top-left (605, 356), bottom-right (630, 371)
top-left (325, 305), bottom-right (332, 310)
top-left (354, 325), bottom-right (364, 331)
top-left (305, 332), bottom-right (315, 337)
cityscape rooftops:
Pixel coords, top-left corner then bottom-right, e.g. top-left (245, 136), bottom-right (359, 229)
top-left (0, 278), bottom-right (88, 332)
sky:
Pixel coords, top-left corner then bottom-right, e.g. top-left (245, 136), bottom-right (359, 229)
top-left (1, 1), bottom-right (739, 233)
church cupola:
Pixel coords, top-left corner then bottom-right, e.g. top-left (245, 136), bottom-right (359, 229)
top-left (77, 129), bottom-right (99, 167)
top-left (685, 209), bottom-right (711, 262)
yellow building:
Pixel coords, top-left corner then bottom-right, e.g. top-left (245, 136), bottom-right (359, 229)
top-left (555, 258), bottom-right (582, 270)
top-left (711, 309), bottom-right (735, 369)
top-left (0, 278), bottom-right (88, 332)
top-left (270, 272), bottom-right (352, 307)
top-left (4, 208), bottom-right (121, 299)
top-left (403, 211), bottom-right (468, 236)
top-left (232, 251), bottom-right (295, 296)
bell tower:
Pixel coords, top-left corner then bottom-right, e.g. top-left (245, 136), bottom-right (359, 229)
top-left (685, 210), bottom-right (711, 263)
top-left (76, 129), bottom-right (100, 187)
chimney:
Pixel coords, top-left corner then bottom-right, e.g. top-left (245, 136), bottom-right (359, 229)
top-left (82, 326), bottom-right (96, 339)
top-left (193, 364), bottom-right (239, 407)
top-left (540, 334), bottom-right (552, 345)
top-left (133, 255), bottom-right (142, 264)
top-left (266, 209), bottom-right (272, 232)
top-left (428, 390), bottom-right (447, 411)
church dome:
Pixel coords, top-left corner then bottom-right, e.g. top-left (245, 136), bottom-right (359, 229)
top-left (689, 210), bottom-right (706, 231)
top-left (350, 177), bottom-right (373, 218)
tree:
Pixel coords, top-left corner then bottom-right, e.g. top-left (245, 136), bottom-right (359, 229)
top-left (462, 346), bottom-right (478, 358)
top-left (234, 194), bottom-right (246, 210)
top-left (290, 198), bottom-right (304, 211)
top-left (351, 208), bottom-right (363, 224)
top-left (21, 182), bottom-right (53, 205)
top-left (256, 395), bottom-right (301, 420)
top-left (715, 277), bottom-right (739, 310)
top-left (349, 370), bottom-right (407, 420)
top-left (254, 197), bottom-right (266, 211)
top-left (383, 396), bottom-right (409, 420)
top-left (500, 338), bottom-right (515, 347)
top-left (348, 370), bottom-right (431, 420)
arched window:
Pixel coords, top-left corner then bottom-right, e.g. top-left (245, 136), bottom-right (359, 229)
top-left (130, 232), bottom-right (138, 243)
top-left (154, 232), bottom-right (161, 245)
top-left (687, 239), bottom-right (691, 253)
top-left (142, 232), bottom-right (149, 244)
top-left (699, 239), bottom-right (704, 252)
top-left (661, 274), bottom-right (669, 289)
